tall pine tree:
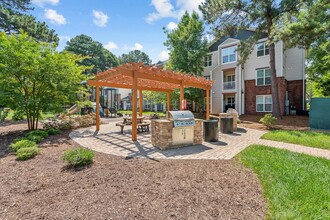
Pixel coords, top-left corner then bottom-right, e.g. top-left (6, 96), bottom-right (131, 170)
top-left (200, 0), bottom-right (308, 116)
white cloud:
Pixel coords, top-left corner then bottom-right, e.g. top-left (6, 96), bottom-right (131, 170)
top-left (131, 43), bottom-right (143, 50)
top-left (44, 9), bottom-right (67, 25)
top-left (32, 0), bottom-right (59, 7)
top-left (176, 0), bottom-right (205, 15)
top-left (146, 0), bottom-right (178, 23)
top-left (204, 33), bottom-right (215, 43)
top-left (92, 10), bottom-right (109, 27)
top-left (104, 41), bottom-right (118, 50)
top-left (166, 21), bottom-right (178, 30)
top-left (59, 36), bottom-right (70, 42)
top-left (146, 0), bottom-right (205, 23)
top-left (158, 50), bottom-right (169, 61)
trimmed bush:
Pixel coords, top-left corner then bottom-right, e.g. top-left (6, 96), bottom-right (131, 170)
top-left (62, 147), bottom-right (94, 167)
top-left (10, 140), bottom-right (37, 152)
top-left (16, 146), bottom-right (39, 160)
top-left (259, 113), bottom-right (277, 128)
top-left (25, 130), bottom-right (48, 143)
top-left (26, 130), bottom-right (48, 139)
top-left (13, 137), bottom-right (30, 144)
top-left (46, 128), bottom-right (61, 135)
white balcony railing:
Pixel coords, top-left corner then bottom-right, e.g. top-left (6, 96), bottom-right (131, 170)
top-left (223, 81), bottom-right (235, 90)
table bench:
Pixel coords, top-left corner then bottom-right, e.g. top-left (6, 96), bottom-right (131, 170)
top-left (115, 122), bottom-right (150, 134)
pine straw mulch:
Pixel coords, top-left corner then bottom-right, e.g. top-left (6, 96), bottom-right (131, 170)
top-left (0, 121), bottom-right (266, 220)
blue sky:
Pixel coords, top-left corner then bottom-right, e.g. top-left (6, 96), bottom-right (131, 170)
top-left (30, 0), bottom-right (206, 63)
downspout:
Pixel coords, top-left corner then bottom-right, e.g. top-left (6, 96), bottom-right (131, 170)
top-left (302, 49), bottom-right (305, 111)
top-left (210, 64), bottom-right (220, 114)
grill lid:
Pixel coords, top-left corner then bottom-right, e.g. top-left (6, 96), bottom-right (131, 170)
top-left (168, 110), bottom-right (195, 127)
top-left (168, 110), bottom-right (194, 120)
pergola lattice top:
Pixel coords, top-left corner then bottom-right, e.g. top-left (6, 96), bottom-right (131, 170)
top-left (88, 62), bottom-right (213, 92)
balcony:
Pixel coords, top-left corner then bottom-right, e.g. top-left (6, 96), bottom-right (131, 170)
top-left (223, 81), bottom-right (236, 90)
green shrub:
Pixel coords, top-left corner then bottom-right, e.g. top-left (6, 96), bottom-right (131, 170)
top-left (0, 108), bottom-right (10, 121)
top-left (12, 111), bottom-right (24, 121)
top-left (24, 130), bottom-right (48, 143)
top-left (62, 147), bottom-right (94, 167)
top-left (10, 140), bottom-right (37, 152)
top-left (26, 130), bottom-right (48, 138)
top-left (13, 137), bottom-right (30, 143)
top-left (259, 113), bottom-right (277, 128)
top-left (16, 146), bottom-right (39, 160)
top-left (46, 128), bottom-right (61, 135)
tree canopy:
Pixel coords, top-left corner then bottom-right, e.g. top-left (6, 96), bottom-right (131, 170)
top-left (118, 50), bottom-right (152, 65)
top-left (163, 11), bottom-right (208, 111)
top-left (0, 0), bottom-right (59, 44)
top-left (0, 31), bottom-right (87, 130)
top-left (164, 11), bottom-right (208, 75)
top-left (64, 34), bottom-right (119, 75)
top-left (278, 0), bottom-right (330, 97)
top-left (200, 0), bottom-right (306, 116)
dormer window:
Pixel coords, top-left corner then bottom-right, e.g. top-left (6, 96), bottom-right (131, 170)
top-left (257, 42), bottom-right (269, 57)
top-left (221, 46), bottom-right (237, 64)
top-left (204, 55), bottom-right (212, 67)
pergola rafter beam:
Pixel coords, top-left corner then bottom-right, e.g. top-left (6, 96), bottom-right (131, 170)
top-left (88, 62), bottom-right (213, 141)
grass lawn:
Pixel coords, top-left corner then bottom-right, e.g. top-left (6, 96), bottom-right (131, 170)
top-left (6, 110), bottom-right (55, 121)
top-left (239, 145), bottom-right (330, 219)
top-left (118, 110), bottom-right (166, 117)
top-left (261, 130), bottom-right (330, 150)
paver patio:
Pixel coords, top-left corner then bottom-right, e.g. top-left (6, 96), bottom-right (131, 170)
top-left (70, 118), bottom-right (330, 160)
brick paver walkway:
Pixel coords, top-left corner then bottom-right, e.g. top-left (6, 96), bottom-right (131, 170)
top-left (69, 119), bottom-right (330, 160)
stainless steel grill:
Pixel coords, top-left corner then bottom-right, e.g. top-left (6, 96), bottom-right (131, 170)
top-left (168, 110), bottom-right (196, 127)
top-left (168, 111), bottom-right (195, 146)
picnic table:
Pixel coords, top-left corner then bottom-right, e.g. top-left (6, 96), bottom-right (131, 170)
top-left (115, 115), bottom-right (150, 134)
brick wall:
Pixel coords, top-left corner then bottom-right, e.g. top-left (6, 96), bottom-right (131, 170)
top-left (287, 80), bottom-right (304, 114)
top-left (244, 77), bottom-right (287, 115)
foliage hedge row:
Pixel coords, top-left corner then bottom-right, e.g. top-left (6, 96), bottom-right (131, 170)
top-left (10, 128), bottom-right (61, 161)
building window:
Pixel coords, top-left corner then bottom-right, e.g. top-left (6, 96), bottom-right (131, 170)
top-left (256, 95), bottom-right (272, 112)
top-left (204, 76), bottom-right (210, 80)
top-left (204, 55), bottom-right (212, 67)
top-left (223, 74), bottom-right (235, 90)
top-left (221, 46), bottom-right (237, 64)
top-left (256, 42), bottom-right (269, 57)
top-left (256, 68), bottom-right (271, 86)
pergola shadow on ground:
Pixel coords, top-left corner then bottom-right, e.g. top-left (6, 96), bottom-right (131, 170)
top-left (69, 121), bottom-right (266, 160)
top-left (88, 62), bottom-right (213, 141)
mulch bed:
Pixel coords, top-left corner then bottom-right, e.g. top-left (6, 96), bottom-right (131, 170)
top-left (239, 114), bottom-right (309, 131)
top-left (0, 121), bottom-right (266, 219)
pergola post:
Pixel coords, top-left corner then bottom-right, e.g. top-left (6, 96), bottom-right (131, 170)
top-left (96, 85), bottom-right (100, 130)
top-left (206, 88), bottom-right (210, 120)
top-left (139, 90), bottom-right (143, 116)
top-left (180, 82), bottom-right (184, 110)
top-left (167, 92), bottom-right (171, 112)
top-left (132, 71), bottom-right (138, 141)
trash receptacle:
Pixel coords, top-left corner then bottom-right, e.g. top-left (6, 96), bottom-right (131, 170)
top-left (220, 117), bottom-right (233, 133)
top-left (203, 120), bottom-right (219, 142)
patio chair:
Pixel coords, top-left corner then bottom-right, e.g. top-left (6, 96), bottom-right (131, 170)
top-left (109, 108), bottom-right (117, 118)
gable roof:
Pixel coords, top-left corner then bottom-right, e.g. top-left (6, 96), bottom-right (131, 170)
top-left (209, 30), bottom-right (268, 52)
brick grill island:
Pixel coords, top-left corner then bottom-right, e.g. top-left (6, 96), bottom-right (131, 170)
top-left (151, 111), bottom-right (203, 150)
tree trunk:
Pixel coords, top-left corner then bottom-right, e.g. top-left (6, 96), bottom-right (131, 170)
top-left (269, 43), bottom-right (281, 117)
top-left (267, 15), bottom-right (282, 117)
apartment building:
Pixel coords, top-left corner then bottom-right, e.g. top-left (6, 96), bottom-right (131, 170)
top-left (203, 30), bottom-right (305, 115)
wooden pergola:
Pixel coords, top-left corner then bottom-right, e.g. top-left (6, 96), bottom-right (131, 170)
top-left (87, 62), bottom-right (213, 141)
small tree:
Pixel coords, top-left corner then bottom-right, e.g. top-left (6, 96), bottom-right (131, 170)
top-left (0, 31), bottom-right (87, 130)
top-left (164, 11), bottom-right (208, 111)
